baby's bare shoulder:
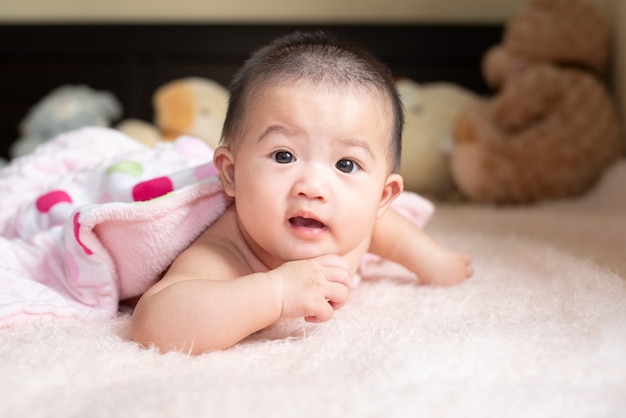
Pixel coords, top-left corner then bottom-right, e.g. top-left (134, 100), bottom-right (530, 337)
top-left (142, 212), bottom-right (249, 298)
top-left (174, 215), bottom-right (251, 280)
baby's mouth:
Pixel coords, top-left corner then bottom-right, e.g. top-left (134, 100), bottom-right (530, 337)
top-left (289, 216), bottom-right (326, 229)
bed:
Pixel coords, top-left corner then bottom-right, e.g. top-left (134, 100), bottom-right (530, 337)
top-left (1, 24), bottom-right (625, 418)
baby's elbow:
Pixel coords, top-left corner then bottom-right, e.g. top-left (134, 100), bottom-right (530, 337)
top-left (130, 300), bottom-right (164, 352)
top-left (130, 297), bottom-right (228, 355)
top-left (130, 298), bottom-right (185, 353)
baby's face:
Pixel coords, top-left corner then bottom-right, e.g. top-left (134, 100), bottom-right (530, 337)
top-left (224, 80), bottom-right (400, 267)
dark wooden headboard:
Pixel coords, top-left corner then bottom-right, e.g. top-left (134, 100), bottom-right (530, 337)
top-left (0, 24), bottom-right (502, 159)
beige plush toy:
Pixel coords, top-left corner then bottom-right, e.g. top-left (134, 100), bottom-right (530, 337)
top-left (451, 0), bottom-right (622, 203)
top-left (397, 79), bottom-right (479, 200)
top-left (118, 77), bottom-right (229, 149)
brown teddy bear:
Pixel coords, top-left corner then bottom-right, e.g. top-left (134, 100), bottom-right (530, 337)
top-left (118, 77), bottom-right (229, 149)
top-left (451, 0), bottom-right (623, 203)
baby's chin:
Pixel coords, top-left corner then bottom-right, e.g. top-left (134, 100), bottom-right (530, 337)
top-left (257, 248), bottom-right (331, 270)
top-left (278, 248), bottom-right (340, 262)
top-left (282, 251), bottom-right (329, 261)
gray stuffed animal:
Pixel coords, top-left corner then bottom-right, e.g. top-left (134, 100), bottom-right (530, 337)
top-left (10, 85), bottom-right (122, 158)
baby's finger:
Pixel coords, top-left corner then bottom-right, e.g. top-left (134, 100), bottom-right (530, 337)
top-left (304, 301), bottom-right (334, 323)
top-left (326, 266), bottom-right (352, 290)
top-left (325, 280), bottom-right (349, 310)
top-left (314, 254), bottom-right (351, 272)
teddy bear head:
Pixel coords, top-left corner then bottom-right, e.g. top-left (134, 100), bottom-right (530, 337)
top-left (153, 77), bottom-right (230, 149)
top-left (12, 85), bottom-right (121, 157)
top-left (483, 0), bottom-right (610, 90)
top-left (396, 79), bottom-right (479, 200)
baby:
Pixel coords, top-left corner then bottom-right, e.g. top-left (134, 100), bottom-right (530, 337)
top-left (132, 31), bottom-right (473, 354)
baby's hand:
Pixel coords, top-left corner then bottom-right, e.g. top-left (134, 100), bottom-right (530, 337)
top-left (269, 254), bottom-right (352, 323)
top-left (418, 248), bottom-right (474, 287)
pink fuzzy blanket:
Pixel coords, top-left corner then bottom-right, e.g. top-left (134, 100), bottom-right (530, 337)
top-left (1, 128), bottom-right (625, 417)
top-left (0, 128), bottom-right (230, 323)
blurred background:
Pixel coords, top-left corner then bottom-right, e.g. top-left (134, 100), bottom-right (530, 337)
top-left (0, 0), bottom-right (530, 24)
top-left (0, 0), bottom-right (623, 164)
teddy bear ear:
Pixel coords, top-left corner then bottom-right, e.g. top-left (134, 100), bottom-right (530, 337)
top-left (395, 78), bottom-right (421, 108)
top-left (482, 46), bottom-right (517, 89)
top-left (96, 91), bottom-right (123, 120)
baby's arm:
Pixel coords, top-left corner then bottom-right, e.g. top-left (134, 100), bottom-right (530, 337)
top-left (369, 208), bottom-right (473, 286)
top-left (131, 246), bottom-right (351, 354)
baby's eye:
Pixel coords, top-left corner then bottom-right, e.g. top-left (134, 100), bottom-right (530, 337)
top-left (272, 150), bottom-right (295, 164)
top-left (336, 159), bottom-right (359, 174)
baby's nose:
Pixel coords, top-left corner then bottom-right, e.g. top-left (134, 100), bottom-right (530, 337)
top-left (292, 166), bottom-right (328, 201)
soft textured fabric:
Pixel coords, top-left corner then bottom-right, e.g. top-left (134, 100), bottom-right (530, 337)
top-left (1, 159), bottom-right (625, 417)
top-left (0, 128), bottom-right (228, 323)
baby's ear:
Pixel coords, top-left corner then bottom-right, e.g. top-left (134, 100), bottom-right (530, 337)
top-left (377, 173), bottom-right (403, 218)
top-left (213, 146), bottom-right (236, 197)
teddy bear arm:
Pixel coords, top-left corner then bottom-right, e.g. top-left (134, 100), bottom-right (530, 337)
top-left (491, 65), bottom-right (562, 132)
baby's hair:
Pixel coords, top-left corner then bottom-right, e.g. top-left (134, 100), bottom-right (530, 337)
top-left (221, 30), bottom-right (403, 172)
